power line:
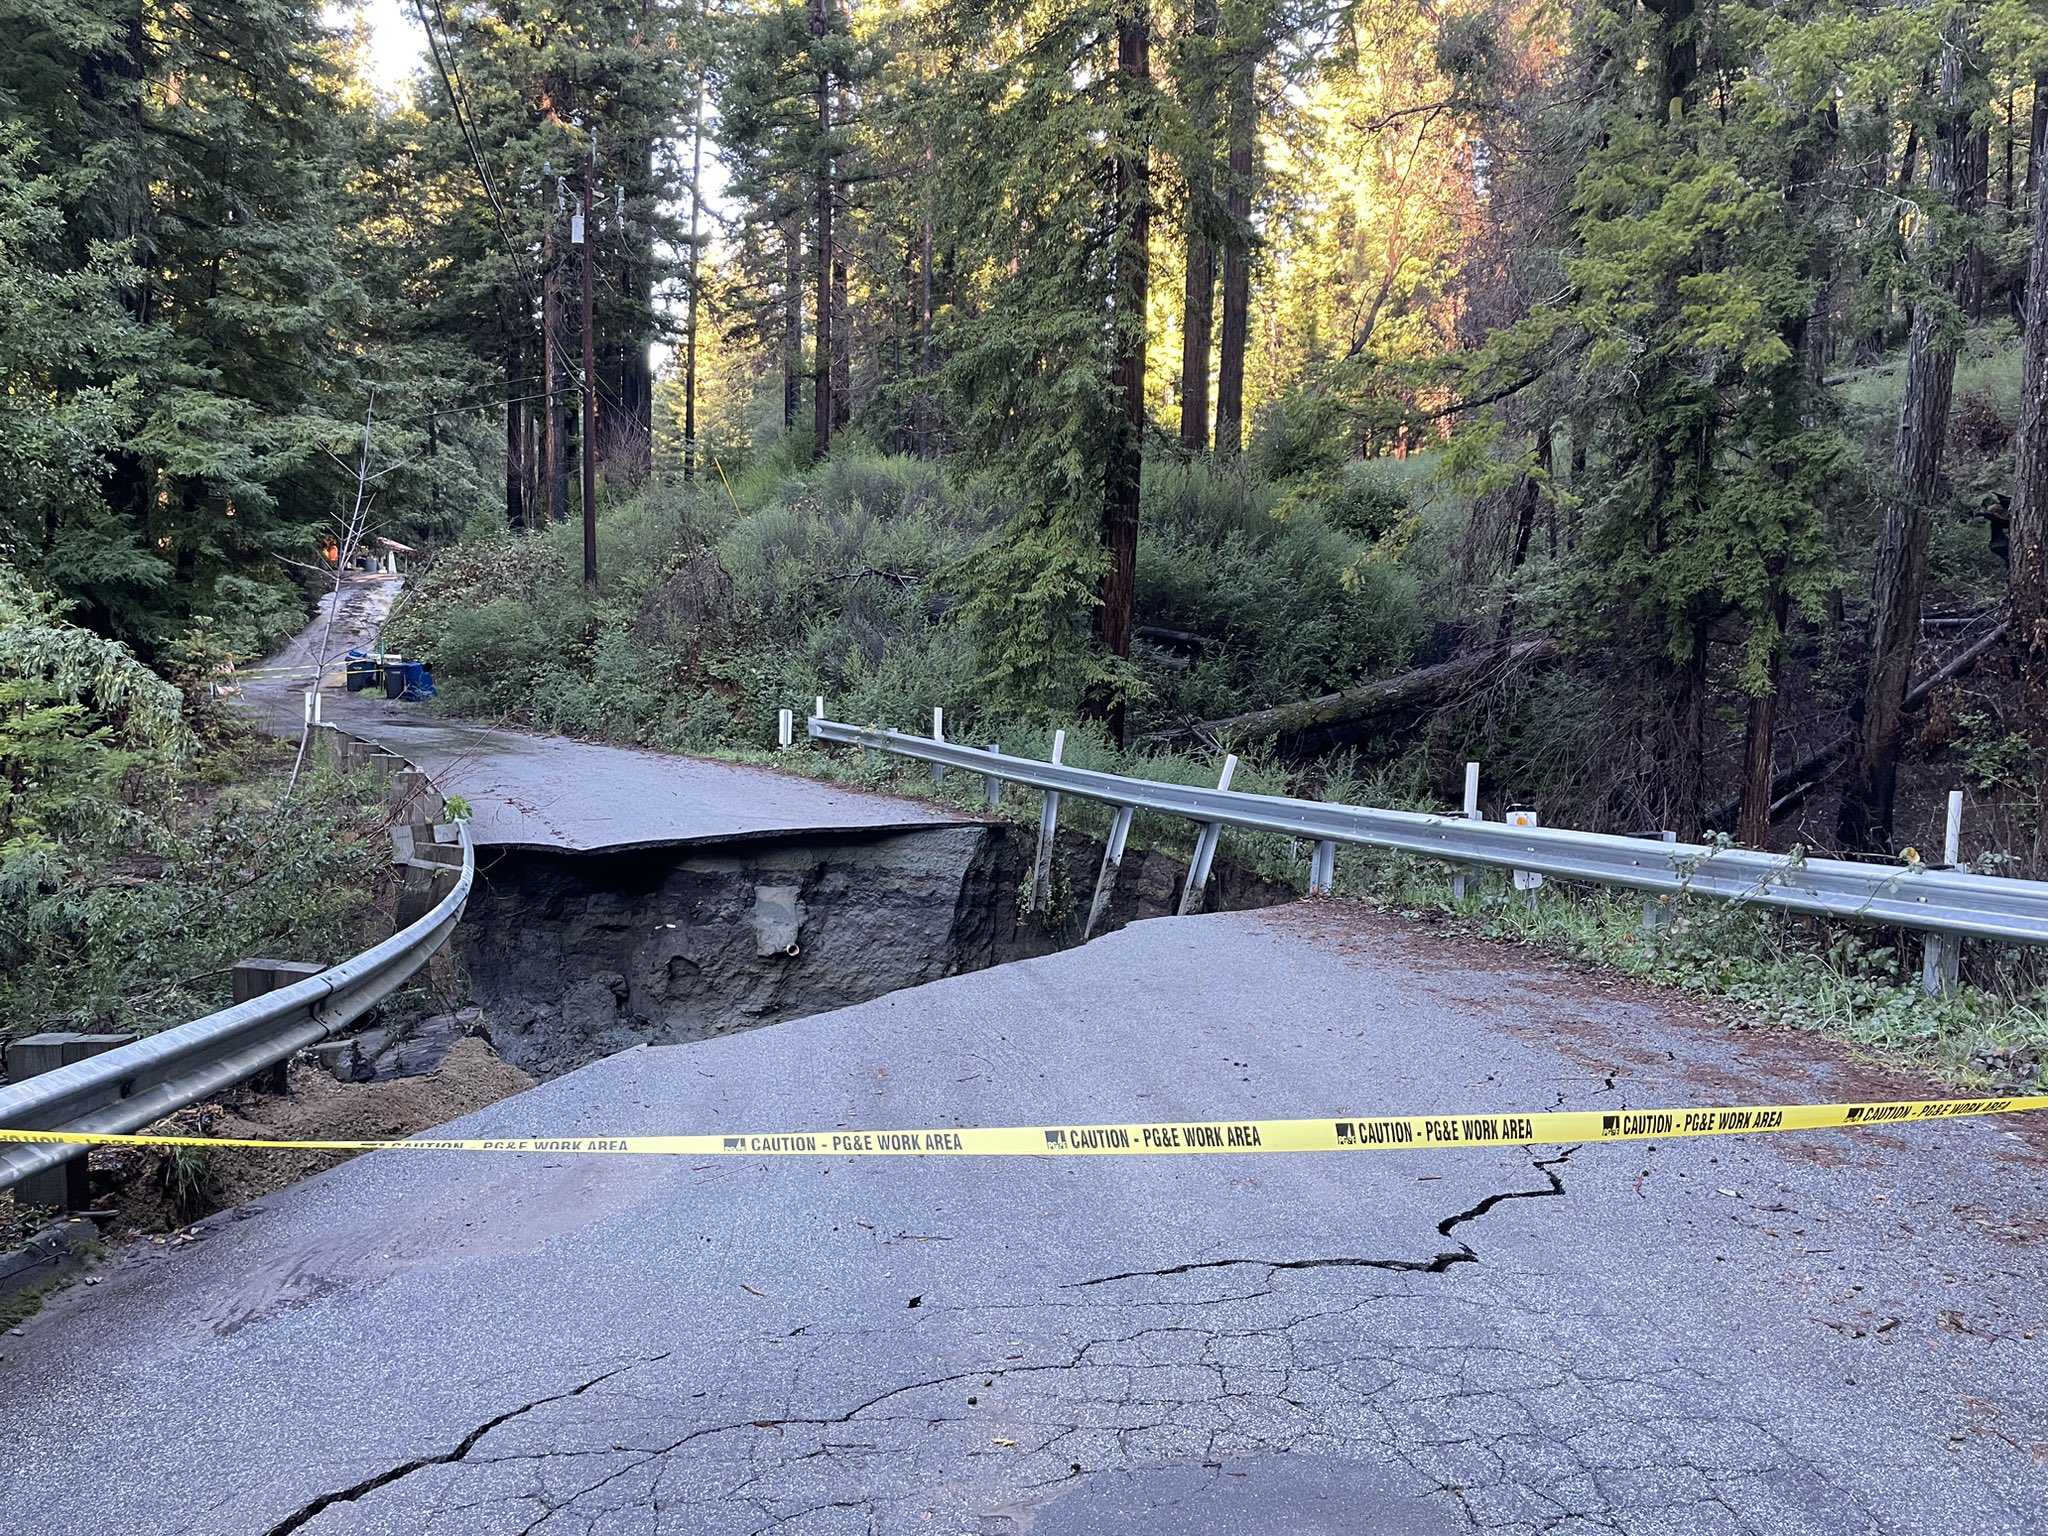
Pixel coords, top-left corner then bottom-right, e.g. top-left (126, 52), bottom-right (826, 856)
top-left (408, 1), bottom-right (637, 424)
top-left (411, 0), bottom-right (540, 315)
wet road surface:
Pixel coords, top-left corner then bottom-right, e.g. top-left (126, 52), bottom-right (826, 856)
top-left (236, 576), bottom-right (969, 852)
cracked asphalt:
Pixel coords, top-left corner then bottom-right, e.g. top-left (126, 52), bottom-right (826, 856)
top-left (7, 906), bottom-right (2047, 1534)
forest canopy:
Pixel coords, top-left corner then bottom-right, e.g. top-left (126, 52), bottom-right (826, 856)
top-left (3, 0), bottom-right (2047, 866)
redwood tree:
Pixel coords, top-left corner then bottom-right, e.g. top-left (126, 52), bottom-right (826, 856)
top-left (1838, 23), bottom-right (1978, 853)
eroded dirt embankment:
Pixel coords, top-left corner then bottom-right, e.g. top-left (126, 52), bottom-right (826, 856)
top-left (459, 822), bottom-right (1297, 1079)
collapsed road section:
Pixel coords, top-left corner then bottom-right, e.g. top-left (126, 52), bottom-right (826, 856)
top-left (460, 821), bottom-right (1293, 1078)
top-left (4, 905), bottom-right (2045, 1535)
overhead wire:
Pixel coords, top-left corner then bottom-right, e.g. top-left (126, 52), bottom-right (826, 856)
top-left (410, 0), bottom-right (614, 407)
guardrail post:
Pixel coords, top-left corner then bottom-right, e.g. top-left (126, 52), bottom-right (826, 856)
top-left (1177, 755), bottom-right (1239, 917)
top-left (390, 768), bottom-right (445, 828)
top-left (1308, 839), bottom-right (1337, 897)
top-left (931, 707), bottom-right (946, 784)
top-left (1921, 790), bottom-right (1964, 998)
top-left (1085, 806), bottom-right (1137, 940)
top-left (1029, 729), bottom-right (1066, 914)
top-left (1451, 762), bottom-right (1480, 903)
top-left (232, 960), bottom-right (328, 1093)
top-left (777, 708), bottom-right (793, 750)
top-left (984, 744), bottom-right (1003, 810)
top-left (2, 1033), bottom-right (135, 1210)
top-left (1507, 805), bottom-right (1544, 909)
top-left (1641, 830), bottom-right (1677, 934)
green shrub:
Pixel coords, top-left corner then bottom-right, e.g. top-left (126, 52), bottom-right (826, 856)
top-left (0, 748), bottom-right (392, 1041)
top-left (1136, 458), bottom-right (1421, 720)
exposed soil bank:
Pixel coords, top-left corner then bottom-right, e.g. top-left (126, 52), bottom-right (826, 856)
top-left (460, 823), bottom-right (1296, 1078)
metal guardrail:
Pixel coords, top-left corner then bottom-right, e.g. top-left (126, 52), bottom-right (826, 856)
top-left (808, 718), bottom-right (2048, 948)
top-left (0, 783), bottom-right (473, 1195)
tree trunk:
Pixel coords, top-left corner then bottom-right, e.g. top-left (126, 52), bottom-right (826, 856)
top-left (1141, 639), bottom-right (1560, 752)
top-left (1651, 0), bottom-right (1696, 118)
top-left (1177, 0), bottom-right (1218, 452)
top-left (525, 397), bottom-right (541, 521)
top-left (831, 247), bottom-right (851, 432)
top-left (1708, 621), bottom-right (2008, 830)
top-left (917, 216), bottom-right (934, 457)
top-left (811, 0), bottom-right (834, 457)
top-left (2030, 72), bottom-right (2047, 196)
top-left (783, 215), bottom-right (803, 430)
top-left (1088, 9), bottom-right (1151, 746)
top-left (1960, 121), bottom-right (1990, 318)
top-left (1492, 427), bottom-right (1547, 649)
top-left (1737, 586), bottom-right (1791, 846)
top-left (581, 161), bottom-right (599, 589)
top-left (1213, 20), bottom-right (1255, 457)
top-left (1181, 239), bottom-right (1215, 453)
top-left (2011, 138), bottom-right (2048, 869)
top-left (682, 84), bottom-right (705, 482)
top-left (1839, 29), bottom-right (1973, 853)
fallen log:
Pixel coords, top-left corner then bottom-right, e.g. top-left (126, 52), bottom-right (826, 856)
top-left (1707, 620), bottom-right (2009, 831)
top-left (1139, 638), bottom-right (1559, 751)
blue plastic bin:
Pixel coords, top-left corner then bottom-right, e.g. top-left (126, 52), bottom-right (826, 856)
top-left (383, 659), bottom-right (436, 702)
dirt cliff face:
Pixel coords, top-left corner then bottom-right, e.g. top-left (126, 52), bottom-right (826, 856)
top-left (458, 824), bottom-right (1295, 1079)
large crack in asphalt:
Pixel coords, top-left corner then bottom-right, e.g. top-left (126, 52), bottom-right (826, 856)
top-left (260, 1353), bottom-right (670, 1536)
top-left (1065, 1147), bottom-right (1577, 1290)
top-left (1435, 1145), bottom-right (1575, 1237)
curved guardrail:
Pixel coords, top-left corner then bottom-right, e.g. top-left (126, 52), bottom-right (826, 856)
top-left (0, 750), bottom-right (473, 1195)
top-left (809, 718), bottom-right (2048, 948)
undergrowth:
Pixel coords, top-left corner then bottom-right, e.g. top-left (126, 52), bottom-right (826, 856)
top-left (0, 738), bottom-right (395, 1042)
top-left (378, 433), bottom-right (2047, 1093)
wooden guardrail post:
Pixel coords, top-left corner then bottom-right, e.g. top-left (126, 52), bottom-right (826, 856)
top-left (1, 1034), bottom-right (135, 1210)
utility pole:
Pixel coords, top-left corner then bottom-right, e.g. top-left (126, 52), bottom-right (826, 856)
top-left (543, 169), bottom-right (565, 524)
top-left (579, 143), bottom-right (598, 590)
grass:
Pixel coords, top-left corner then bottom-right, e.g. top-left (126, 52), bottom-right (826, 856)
top-left (0, 1236), bottom-right (104, 1334)
top-left (1335, 850), bottom-right (2048, 1091)
top-left (1832, 319), bottom-right (2024, 418)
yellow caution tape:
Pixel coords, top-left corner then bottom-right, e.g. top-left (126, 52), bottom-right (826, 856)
top-left (3, 1095), bottom-right (2045, 1159)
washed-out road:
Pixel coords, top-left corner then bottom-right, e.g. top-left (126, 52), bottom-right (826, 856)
top-left (7, 578), bottom-right (2041, 1534)
top-left (5, 902), bottom-right (2046, 1534)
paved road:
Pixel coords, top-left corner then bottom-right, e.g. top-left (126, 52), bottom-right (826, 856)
top-left (6, 906), bottom-right (2044, 1535)
top-left (238, 576), bottom-right (968, 851)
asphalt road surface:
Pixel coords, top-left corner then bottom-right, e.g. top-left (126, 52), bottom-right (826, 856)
top-left (236, 575), bottom-right (968, 851)
top-left (6, 905), bottom-right (2045, 1535)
